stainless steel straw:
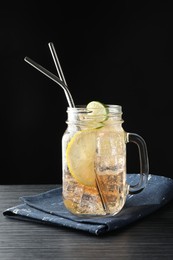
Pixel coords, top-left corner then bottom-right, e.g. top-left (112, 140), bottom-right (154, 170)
top-left (24, 56), bottom-right (75, 108)
top-left (24, 47), bottom-right (106, 212)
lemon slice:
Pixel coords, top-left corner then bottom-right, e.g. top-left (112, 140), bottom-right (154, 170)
top-left (66, 129), bottom-right (97, 187)
top-left (86, 101), bottom-right (108, 123)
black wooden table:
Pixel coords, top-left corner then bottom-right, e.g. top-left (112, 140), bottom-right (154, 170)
top-left (1, 184), bottom-right (173, 260)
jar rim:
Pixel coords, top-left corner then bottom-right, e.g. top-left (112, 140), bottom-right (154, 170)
top-left (67, 104), bottom-right (122, 114)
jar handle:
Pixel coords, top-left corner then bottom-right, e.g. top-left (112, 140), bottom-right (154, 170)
top-left (126, 132), bottom-right (149, 194)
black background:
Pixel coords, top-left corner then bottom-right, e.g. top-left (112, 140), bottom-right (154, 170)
top-left (1, 1), bottom-right (173, 184)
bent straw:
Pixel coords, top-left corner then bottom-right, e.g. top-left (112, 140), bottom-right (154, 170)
top-left (48, 42), bottom-right (67, 86)
top-left (24, 56), bottom-right (75, 108)
top-left (24, 55), bottom-right (106, 211)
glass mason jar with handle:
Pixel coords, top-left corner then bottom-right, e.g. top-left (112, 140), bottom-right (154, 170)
top-left (62, 104), bottom-right (149, 216)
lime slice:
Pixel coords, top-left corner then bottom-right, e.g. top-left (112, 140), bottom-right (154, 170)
top-left (86, 101), bottom-right (108, 123)
top-left (66, 129), bottom-right (97, 187)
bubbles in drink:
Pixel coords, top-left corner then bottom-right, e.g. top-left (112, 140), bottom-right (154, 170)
top-left (63, 168), bottom-right (127, 215)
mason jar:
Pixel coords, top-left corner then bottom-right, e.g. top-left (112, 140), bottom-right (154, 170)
top-left (62, 105), bottom-right (149, 216)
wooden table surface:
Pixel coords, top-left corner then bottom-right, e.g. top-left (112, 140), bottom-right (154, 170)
top-left (1, 184), bottom-right (173, 260)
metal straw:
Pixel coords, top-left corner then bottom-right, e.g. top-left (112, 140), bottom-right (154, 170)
top-left (48, 42), bottom-right (67, 86)
top-left (24, 56), bottom-right (75, 108)
top-left (24, 50), bottom-right (106, 212)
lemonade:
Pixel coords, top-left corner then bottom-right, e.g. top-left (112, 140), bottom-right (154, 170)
top-left (62, 102), bottom-right (129, 216)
